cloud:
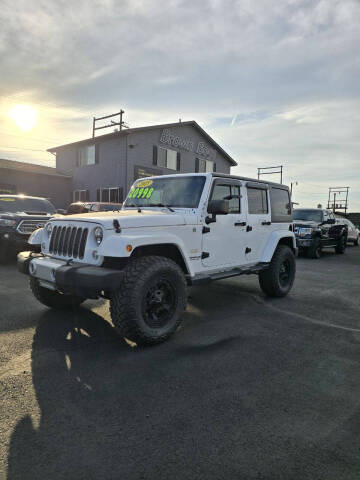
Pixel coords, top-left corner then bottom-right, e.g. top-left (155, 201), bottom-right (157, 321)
top-left (0, 0), bottom-right (359, 209)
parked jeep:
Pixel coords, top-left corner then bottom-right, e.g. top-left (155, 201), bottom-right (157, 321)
top-left (0, 195), bottom-right (57, 264)
top-left (293, 208), bottom-right (348, 258)
top-left (18, 173), bottom-right (297, 345)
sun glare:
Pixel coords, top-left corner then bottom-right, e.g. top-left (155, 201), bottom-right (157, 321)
top-left (8, 104), bottom-right (38, 132)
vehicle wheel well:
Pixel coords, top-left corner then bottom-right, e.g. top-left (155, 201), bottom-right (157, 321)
top-left (277, 236), bottom-right (296, 254)
top-left (131, 244), bottom-right (189, 274)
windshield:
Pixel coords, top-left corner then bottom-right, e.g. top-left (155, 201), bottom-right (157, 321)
top-left (124, 176), bottom-right (206, 209)
top-left (0, 196), bottom-right (56, 214)
top-left (293, 209), bottom-right (323, 222)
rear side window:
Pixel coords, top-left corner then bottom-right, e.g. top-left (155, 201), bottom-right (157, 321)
top-left (270, 187), bottom-right (291, 223)
top-left (247, 188), bottom-right (268, 214)
top-left (269, 187), bottom-right (292, 223)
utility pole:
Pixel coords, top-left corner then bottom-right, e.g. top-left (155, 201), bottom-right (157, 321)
top-left (257, 166), bottom-right (283, 184)
top-left (290, 181), bottom-right (298, 196)
top-left (92, 110), bottom-right (128, 138)
top-left (327, 187), bottom-right (350, 214)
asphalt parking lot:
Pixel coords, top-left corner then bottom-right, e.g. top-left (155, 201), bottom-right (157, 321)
top-left (0, 247), bottom-right (359, 480)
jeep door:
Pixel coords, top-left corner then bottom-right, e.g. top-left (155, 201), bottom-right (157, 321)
top-left (244, 183), bottom-right (272, 263)
top-left (201, 179), bottom-right (247, 268)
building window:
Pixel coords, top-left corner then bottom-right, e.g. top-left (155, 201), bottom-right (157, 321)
top-left (78, 145), bottom-right (96, 166)
top-left (96, 187), bottom-right (123, 203)
top-left (153, 146), bottom-right (180, 171)
top-left (247, 187), bottom-right (268, 214)
top-left (196, 158), bottom-right (215, 173)
top-left (73, 190), bottom-right (89, 202)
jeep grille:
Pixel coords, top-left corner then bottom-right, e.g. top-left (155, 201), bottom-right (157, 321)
top-left (49, 225), bottom-right (88, 259)
top-left (17, 220), bottom-right (47, 235)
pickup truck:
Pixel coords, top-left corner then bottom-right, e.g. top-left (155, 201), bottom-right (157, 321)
top-left (293, 208), bottom-right (348, 258)
top-left (0, 195), bottom-right (57, 264)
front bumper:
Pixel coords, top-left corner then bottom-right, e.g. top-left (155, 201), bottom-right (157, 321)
top-left (0, 229), bottom-right (33, 251)
top-left (296, 237), bottom-right (313, 248)
top-left (18, 251), bottom-right (124, 298)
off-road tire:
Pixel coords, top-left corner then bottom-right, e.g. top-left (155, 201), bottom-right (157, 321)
top-left (30, 277), bottom-right (85, 309)
top-left (110, 255), bottom-right (187, 346)
top-left (335, 235), bottom-right (347, 254)
top-left (259, 245), bottom-right (296, 298)
top-left (307, 237), bottom-right (322, 259)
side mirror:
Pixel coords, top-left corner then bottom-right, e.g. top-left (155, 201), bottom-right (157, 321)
top-left (56, 209), bottom-right (66, 215)
top-left (206, 200), bottom-right (229, 224)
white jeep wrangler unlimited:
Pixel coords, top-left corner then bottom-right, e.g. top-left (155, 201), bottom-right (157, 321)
top-left (18, 173), bottom-right (297, 345)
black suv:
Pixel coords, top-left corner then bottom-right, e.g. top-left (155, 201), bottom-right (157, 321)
top-left (0, 195), bottom-right (56, 264)
top-left (293, 208), bottom-right (348, 258)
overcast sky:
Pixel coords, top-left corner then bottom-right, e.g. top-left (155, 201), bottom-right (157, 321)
top-left (1, 0), bottom-right (359, 210)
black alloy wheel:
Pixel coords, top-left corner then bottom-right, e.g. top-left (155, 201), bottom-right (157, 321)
top-left (142, 278), bottom-right (177, 329)
top-left (279, 259), bottom-right (291, 288)
top-left (110, 255), bottom-right (187, 345)
top-left (258, 244), bottom-right (296, 297)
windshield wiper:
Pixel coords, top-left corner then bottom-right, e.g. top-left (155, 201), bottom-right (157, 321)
top-left (150, 203), bottom-right (175, 212)
top-left (124, 203), bottom-right (142, 212)
top-left (124, 203), bottom-right (175, 212)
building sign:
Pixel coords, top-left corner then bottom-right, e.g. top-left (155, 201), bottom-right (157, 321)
top-left (160, 129), bottom-right (194, 152)
top-left (196, 141), bottom-right (216, 162)
top-left (0, 183), bottom-right (16, 194)
top-left (159, 129), bottom-right (216, 161)
top-left (134, 165), bottom-right (162, 181)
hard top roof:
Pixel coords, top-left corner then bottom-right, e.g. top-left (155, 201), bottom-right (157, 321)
top-left (133, 172), bottom-right (290, 189)
top-left (211, 172), bottom-right (289, 189)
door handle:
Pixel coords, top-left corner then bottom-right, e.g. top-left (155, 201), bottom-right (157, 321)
top-left (234, 222), bottom-right (246, 227)
top-left (261, 221), bottom-right (271, 225)
top-left (246, 225), bottom-right (252, 232)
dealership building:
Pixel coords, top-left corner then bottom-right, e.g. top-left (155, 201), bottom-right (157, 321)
top-left (0, 158), bottom-right (71, 207)
top-left (48, 120), bottom-right (237, 206)
top-left (0, 121), bottom-right (236, 209)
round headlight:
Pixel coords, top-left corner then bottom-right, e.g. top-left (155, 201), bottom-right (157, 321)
top-left (45, 223), bottom-right (53, 234)
top-left (94, 226), bottom-right (103, 245)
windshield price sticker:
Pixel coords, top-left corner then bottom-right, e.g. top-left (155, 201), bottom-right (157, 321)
top-left (128, 187), bottom-right (155, 199)
top-left (136, 179), bottom-right (153, 188)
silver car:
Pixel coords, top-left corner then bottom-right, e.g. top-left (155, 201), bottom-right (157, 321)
top-left (336, 216), bottom-right (359, 245)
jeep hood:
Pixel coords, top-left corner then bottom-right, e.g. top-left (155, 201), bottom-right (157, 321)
top-left (54, 209), bottom-right (188, 229)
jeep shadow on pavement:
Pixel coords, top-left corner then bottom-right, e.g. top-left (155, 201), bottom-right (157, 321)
top-left (18, 173), bottom-right (297, 345)
top-left (293, 208), bottom-right (348, 259)
top-left (0, 195), bottom-right (58, 264)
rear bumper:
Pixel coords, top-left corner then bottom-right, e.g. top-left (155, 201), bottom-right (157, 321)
top-left (18, 251), bottom-right (124, 298)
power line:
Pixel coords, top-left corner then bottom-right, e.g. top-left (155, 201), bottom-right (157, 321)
top-left (0, 145), bottom-right (48, 153)
top-left (0, 130), bottom-right (65, 144)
